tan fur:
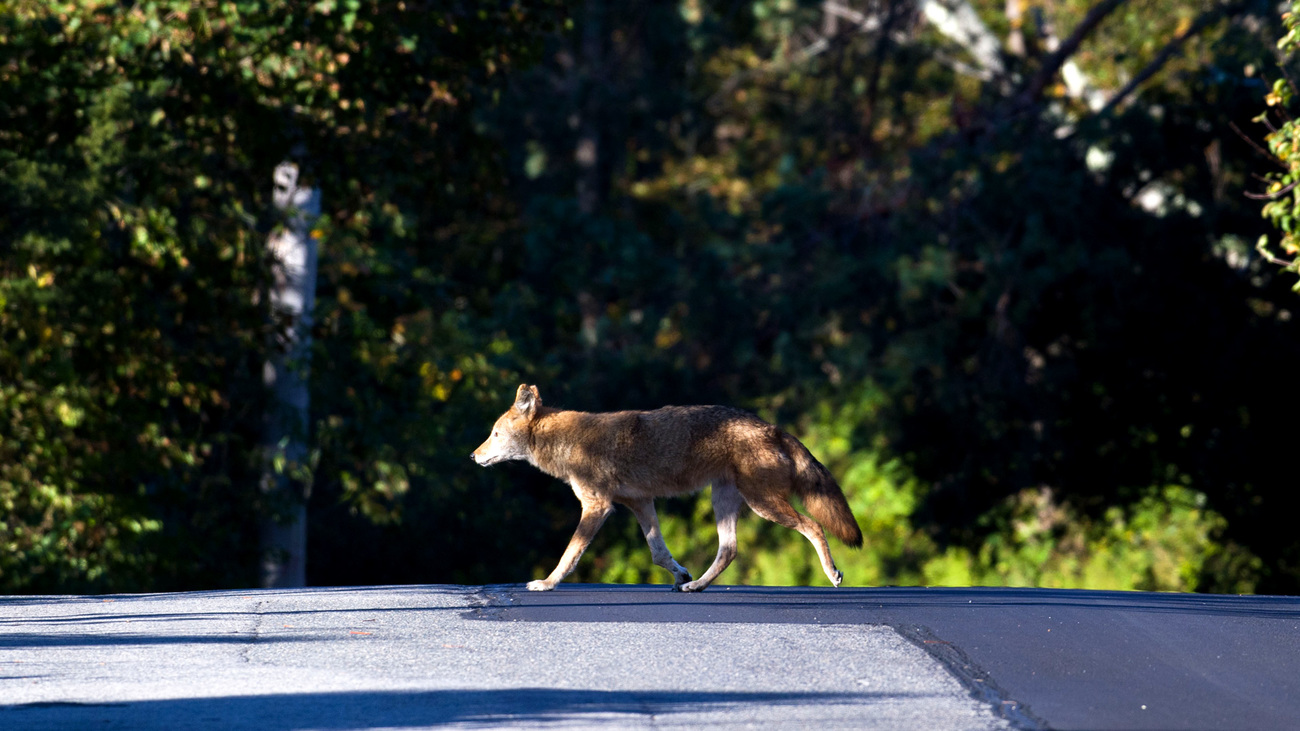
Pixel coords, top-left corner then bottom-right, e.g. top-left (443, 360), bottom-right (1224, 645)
top-left (472, 384), bottom-right (863, 592)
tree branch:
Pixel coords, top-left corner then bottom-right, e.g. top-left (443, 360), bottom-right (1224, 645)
top-left (1244, 179), bottom-right (1299, 200)
top-left (1229, 121), bottom-right (1289, 169)
top-left (1097, 2), bottom-right (1247, 116)
top-left (1256, 237), bottom-right (1299, 267)
top-left (866, 0), bottom-right (905, 126)
top-left (1016, 0), bottom-right (1130, 108)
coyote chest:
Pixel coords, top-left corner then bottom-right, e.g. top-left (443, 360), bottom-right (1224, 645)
top-left (472, 385), bottom-right (863, 592)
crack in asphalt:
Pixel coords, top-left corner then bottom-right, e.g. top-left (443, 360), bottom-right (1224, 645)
top-left (464, 584), bottom-right (517, 621)
top-left (237, 599), bottom-right (266, 665)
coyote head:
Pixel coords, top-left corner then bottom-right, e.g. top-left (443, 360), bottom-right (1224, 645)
top-left (471, 384), bottom-right (541, 466)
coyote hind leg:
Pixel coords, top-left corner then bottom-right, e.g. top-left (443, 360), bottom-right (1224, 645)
top-left (621, 498), bottom-right (693, 589)
top-left (744, 491), bottom-right (843, 588)
top-left (680, 481), bottom-right (743, 592)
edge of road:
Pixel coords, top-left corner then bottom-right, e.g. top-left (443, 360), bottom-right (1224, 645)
top-left (891, 621), bottom-right (1047, 731)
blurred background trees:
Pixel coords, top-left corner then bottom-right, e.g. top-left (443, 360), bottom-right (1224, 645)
top-left (3, 0), bottom-right (1297, 594)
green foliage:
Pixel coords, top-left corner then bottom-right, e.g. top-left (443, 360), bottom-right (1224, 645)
top-left (928, 484), bottom-right (1256, 593)
top-left (1, 5), bottom-right (269, 589)
top-left (0, 0), bottom-right (561, 591)
top-left (1256, 1), bottom-right (1300, 283)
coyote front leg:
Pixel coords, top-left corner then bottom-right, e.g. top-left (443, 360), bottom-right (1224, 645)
top-left (527, 499), bottom-right (614, 591)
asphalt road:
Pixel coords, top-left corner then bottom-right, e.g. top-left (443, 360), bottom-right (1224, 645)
top-left (2, 584), bottom-right (1297, 730)
top-left (493, 584), bottom-right (1300, 730)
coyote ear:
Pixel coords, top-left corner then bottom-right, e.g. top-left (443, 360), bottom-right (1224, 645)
top-left (514, 383), bottom-right (539, 415)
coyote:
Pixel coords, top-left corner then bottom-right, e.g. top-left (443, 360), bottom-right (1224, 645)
top-left (471, 384), bottom-right (863, 592)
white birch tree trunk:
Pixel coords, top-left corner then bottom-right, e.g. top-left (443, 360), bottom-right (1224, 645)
top-left (259, 161), bottom-right (319, 589)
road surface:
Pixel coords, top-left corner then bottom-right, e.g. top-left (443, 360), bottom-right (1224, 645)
top-left (2, 584), bottom-right (1298, 729)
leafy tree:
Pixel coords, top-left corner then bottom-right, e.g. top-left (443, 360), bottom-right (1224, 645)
top-left (0, 0), bottom-right (560, 591)
top-left (1253, 0), bottom-right (1300, 284)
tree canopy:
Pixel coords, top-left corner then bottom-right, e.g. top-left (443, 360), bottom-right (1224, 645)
top-left (3, 0), bottom-right (1298, 594)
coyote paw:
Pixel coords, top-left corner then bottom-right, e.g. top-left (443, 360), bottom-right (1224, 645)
top-left (679, 579), bottom-right (708, 592)
top-left (830, 569), bottom-right (843, 588)
top-left (526, 580), bottom-right (555, 592)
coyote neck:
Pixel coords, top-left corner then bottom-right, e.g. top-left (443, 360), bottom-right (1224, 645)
top-left (526, 408), bottom-right (588, 479)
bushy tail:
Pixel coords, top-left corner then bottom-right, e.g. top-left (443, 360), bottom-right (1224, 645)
top-left (780, 432), bottom-right (863, 548)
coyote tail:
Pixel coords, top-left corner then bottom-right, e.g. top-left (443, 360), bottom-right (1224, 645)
top-left (780, 432), bottom-right (864, 548)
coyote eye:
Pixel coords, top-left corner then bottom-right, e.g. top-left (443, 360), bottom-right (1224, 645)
top-left (492, 431), bottom-right (498, 437)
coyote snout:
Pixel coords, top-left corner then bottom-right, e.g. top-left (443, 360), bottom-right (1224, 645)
top-left (474, 384), bottom-right (863, 592)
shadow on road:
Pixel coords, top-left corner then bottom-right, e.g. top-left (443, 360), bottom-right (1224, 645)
top-left (0, 632), bottom-right (323, 649)
top-left (2, 687), bottom-right (928, 729)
